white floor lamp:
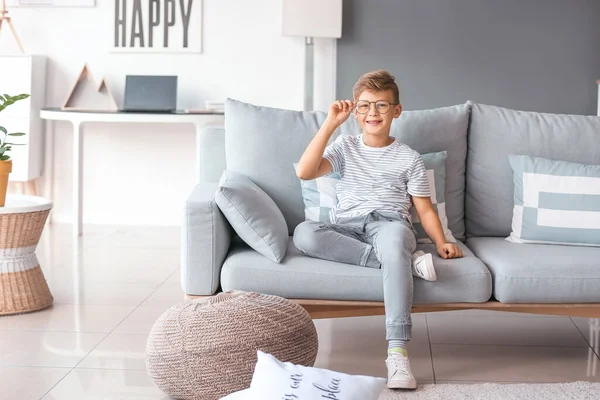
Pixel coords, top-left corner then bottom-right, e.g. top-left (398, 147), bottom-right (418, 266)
top-left (282, 0), bottom-right (342, 111)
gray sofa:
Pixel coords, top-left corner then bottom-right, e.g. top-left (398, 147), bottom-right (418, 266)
top-left (181, 99), bottom-right (600, 316)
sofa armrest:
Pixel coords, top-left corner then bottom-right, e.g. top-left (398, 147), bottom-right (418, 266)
top-left (181, 182), bottom-right (232, 295)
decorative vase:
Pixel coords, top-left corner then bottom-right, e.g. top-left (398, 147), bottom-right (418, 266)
top-left (0, 160), bottom-right (12, 207)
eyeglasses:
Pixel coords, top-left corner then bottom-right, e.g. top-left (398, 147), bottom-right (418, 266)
top-left (355, 100), bottom-right (398, 114)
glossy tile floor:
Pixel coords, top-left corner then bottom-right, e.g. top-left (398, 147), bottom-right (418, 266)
top-left (1, 224), bottom-right (599, 399)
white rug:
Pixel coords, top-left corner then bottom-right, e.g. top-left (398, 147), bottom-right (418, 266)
top-left (379, 382), bottom-right (600, 399)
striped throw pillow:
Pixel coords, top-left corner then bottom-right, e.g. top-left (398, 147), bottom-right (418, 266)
top-left (295, 151), bottom-right (455, 244)
top-left (410, 151), bottom-right (455, 244)
top-left (507, 155), bottom-right (600, 247)
top-left (296, 167), bottom-right (342, 223)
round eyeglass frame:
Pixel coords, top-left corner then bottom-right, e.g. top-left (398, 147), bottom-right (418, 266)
top-left (354, 100), bottom-right (398, 114)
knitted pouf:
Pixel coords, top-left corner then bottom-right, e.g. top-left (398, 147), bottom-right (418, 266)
top-left (146, 290), bottom-right (319, 400)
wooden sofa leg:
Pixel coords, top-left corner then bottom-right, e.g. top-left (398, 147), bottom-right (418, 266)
top-left (302, 305), bottom-right (386, 319)
top-left (186, 296), bottom-right (600, 320)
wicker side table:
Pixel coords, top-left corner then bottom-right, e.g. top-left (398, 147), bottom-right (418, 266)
top-left (0, 195), bottom-right (53, 316)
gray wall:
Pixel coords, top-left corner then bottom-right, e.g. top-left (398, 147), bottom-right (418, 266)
top-left (337, 0), bottom-right (600, 115)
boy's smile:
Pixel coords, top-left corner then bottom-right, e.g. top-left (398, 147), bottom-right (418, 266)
top-left (366, 119), bottom-right (383, 127)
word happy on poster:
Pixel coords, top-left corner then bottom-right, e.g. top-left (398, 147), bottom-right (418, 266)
top-left (112, 0), bottom-right (202, 53)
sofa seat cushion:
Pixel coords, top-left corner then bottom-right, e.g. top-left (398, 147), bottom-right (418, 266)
top-left (466, 237), bottom-right (600, 303)
top-left (220, 237), bottom-right (492, 304)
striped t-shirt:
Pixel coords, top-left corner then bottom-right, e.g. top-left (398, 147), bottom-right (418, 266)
top-left (323, 134), bottom-right (430, 222)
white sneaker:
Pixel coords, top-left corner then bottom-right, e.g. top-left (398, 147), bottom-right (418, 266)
top-left (412, 250), bottom-right (437, 281)
top-left (386, 352), bottom-right (417, 389)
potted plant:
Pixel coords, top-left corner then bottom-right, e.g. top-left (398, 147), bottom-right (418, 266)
top-left (0, 93), bottom-right (30, 206)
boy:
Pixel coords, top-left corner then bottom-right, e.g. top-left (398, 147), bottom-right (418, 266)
top-left (293, 70), bottom-right (463, 389)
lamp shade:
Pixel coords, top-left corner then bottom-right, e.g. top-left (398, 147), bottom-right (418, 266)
top-left (282, 0), bottom-right (342, 39)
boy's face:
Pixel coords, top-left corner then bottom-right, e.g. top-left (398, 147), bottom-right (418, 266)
top-left (353, 89), bottom-right (402, 137)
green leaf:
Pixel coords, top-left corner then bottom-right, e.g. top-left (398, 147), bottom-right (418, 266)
top-left (0, 100), bottom-right (14, 111)
top-left (5, 143), bottom-right (24, 146)
top-left (0, 127), bottom-right (6, 134)
top-left (0, 155), bottom-right (9, 161)
top-left (8, 132), bottom-right (25, 136)
top-left (0, 94), bottom-right (29, 113)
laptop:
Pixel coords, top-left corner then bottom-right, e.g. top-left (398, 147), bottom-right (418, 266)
top-left (122, 75), bottom-right (178, 113)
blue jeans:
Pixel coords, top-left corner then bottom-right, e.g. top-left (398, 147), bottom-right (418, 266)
top-left (293, 212), bottom-right (417, 340)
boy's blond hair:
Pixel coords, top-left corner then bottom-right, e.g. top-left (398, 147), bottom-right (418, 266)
top-left (352, 70), bottom-right (400, 104)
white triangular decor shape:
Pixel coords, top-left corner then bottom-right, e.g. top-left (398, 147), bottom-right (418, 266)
top-left (62, 64), bottom-right (118, 111)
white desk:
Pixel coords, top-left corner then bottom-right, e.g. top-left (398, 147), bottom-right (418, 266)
top-left (40, 108), bottom-right (225, 238)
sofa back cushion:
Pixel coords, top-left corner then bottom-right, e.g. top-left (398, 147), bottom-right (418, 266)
top-left (198, 126), bottom-right (227, 183)
top-left (225, 99), bottom-right (470, 237)
top-left (465, 103), bottom-right (600, 237)
top-left (225, 99), bottom-right (333, 234)
top-left (389, 103), bottom-right (470, 240)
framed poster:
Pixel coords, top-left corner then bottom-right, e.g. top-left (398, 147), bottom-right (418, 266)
top-left (111, 0), bottom-right (203, 53)
top-left (8, 0), bottom-right (95, 6)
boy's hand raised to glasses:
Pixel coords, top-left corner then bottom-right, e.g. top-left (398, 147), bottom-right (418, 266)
top-left (326, 100), bottom-right (355, 127)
